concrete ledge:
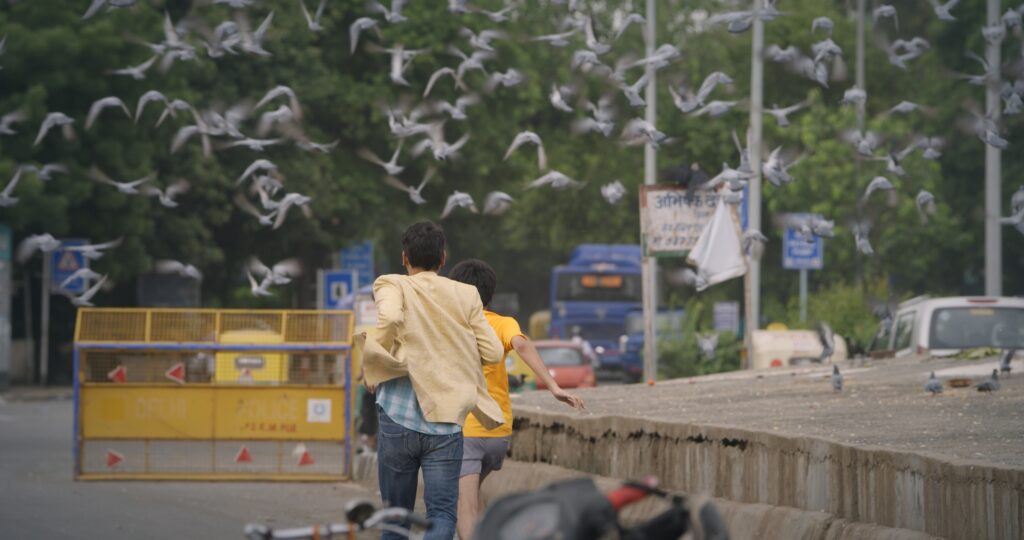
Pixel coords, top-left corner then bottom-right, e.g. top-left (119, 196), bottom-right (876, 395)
top-left (508, 410), bottom-right (1023, 540)
top-left (482, 460), bottom-right (938, 540)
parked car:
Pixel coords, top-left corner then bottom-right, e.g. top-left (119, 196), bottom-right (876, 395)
top-left (532, 340), bottom-right (596, 389)
top-left (870, 296), bottom-right (1024, 357)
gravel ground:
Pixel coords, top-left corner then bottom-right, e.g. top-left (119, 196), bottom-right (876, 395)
top-left (512, 354), bottom-right (1024, 468)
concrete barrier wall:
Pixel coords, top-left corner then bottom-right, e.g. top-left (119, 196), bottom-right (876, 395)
top-left (509, 411), bottom-right (1024, 540)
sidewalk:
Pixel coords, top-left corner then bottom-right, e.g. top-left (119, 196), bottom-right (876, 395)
top-left (0, 385), bottom-right (73, 403)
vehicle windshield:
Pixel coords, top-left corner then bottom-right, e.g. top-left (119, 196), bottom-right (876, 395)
top-left (625, 312), bottom-right (685, 335)
top-left (537, 347), bottom-right (585, 366)
top-left (555, 272), bottom-right (641, 303)
top-left (929, 307), bottom-right (1024, 349)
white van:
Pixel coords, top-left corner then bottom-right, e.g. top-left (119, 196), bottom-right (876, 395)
top-left (873, 296), bottom-right (1024, 357)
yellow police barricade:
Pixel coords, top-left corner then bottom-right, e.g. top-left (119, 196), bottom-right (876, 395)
top-left (73, 308), bottom-right (355, 481)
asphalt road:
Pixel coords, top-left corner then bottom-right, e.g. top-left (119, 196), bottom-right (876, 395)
top-left (0, 397), bottom-right (380, 540)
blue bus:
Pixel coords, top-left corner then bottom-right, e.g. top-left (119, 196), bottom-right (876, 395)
top-left (549, 244), bottom-right (643, 380)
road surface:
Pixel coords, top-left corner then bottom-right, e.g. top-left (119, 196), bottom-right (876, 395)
top-left (0, 396), bottom-right (381, 540)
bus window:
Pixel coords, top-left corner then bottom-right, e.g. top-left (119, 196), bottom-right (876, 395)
top-left (555, 273), bottom-right (641, 303)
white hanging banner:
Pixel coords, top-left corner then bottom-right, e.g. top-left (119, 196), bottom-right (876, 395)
top-left (686, 199), bottom-right (747, 291)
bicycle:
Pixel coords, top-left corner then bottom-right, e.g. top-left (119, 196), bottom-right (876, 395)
top-left (244, 499), bottom-right (432, 540)
top-left (244, 476), bottom-right (728, 540)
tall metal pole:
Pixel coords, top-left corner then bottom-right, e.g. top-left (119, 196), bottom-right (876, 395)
top-left (641, 0), bottom-right (658, 383)
top-left (985, 0), bottom-right (1003, 296)
top-left (856, 0), bottom-right (866, 130)
top-left (743, 0), bottom-right (764, 368)
top-left (40, 253), bottom-right (51, 385)
top-left (799, 269), bottom-right (808, 322)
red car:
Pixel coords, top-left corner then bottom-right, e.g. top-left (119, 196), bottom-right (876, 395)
top-left (533, 340), bottom-right (597, 389)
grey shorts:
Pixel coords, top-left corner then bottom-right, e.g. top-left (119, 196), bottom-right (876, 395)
top-left (459, 436), bottom-right (510, 478)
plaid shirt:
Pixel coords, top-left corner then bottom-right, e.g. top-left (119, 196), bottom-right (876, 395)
top-left (376, 376), bottom-right (461, 435)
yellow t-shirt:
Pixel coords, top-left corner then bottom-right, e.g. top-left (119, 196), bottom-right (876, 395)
top-left (463, 311), bottom-right (523, 438)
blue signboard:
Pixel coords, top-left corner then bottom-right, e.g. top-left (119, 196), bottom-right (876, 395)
top-left (740, 184), bottom-right (749, 231)
top-left (782, 216), bottom-right (824, 270)
top-left (52, 239), bottom-right (89, 294)
top-left (340, 240), bottom-right (374, 289)
top-left (322, 269), bottom-right (359, 309)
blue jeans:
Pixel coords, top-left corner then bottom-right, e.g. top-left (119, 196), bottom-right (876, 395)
top-left (377, 410), bottom-right (463, 540)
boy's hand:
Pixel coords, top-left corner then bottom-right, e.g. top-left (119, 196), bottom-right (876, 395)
top-left (550, 387), bottom-right (585, 410)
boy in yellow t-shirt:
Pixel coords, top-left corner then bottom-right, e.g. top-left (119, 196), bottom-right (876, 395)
top-left (448, 259), bottom-right (585, 540)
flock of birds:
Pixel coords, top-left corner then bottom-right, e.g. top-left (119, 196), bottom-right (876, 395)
top-left (1, 0), bottom-right (1024, 309)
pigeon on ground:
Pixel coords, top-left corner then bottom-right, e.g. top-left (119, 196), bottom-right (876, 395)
top-left (831, 365), bottom-right (843, 392)
top-left (818, 322), bottom-right (835, 362)
top-left (1000, 349), bottom-right (1014, 377)
top-left (925, 372), bottom-right (943, 394)
top-left (976, 369), bottom-right (1000, 392)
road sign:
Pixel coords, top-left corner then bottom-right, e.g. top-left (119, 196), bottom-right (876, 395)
top-left (340, 240), bottom-right (374, 288)
top-left (782, 216), bottom-right (824, 270)
top-left (640, 185), bottom-right (742, 256)
top-left (321, 269), bottom-right (358, 309)
top-left (713, 302), bottom-right (741, 333)
top-left (52, 239), bottom-right (89, 293)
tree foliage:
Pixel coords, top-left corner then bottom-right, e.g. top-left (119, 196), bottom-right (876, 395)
top-left (0, 0), bottom-right (1021, 344)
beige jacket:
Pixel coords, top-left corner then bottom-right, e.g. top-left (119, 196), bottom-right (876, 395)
top-left (361, 271), bottom-right (505, 429)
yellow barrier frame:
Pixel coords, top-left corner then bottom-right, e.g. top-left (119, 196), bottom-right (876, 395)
top-left (73, 308), bottom-right (356, 481)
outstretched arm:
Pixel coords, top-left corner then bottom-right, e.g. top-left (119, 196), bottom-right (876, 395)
top-left (511, 335), bottom-right (585, 410)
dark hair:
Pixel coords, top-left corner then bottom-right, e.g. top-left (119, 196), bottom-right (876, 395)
top-left (402, 221), bottom-right (446, 270)
top-left (449, 259), bottom-right (496, 307)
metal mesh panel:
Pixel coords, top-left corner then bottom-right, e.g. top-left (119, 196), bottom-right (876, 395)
top-left (220, 312), bottom-right (284, 335)
top-left (287, 353), bottom-right (346, 385)
top-left (82, 351), bottom-right (215, 383)
top-left (285, 312), bottom-right (352, 343)
top-left (150, 311), bottom-right (217, 342)
top-left (82, 351), bottom-right (349, 385)
top-left (77, 310), bottom-right (146, 342)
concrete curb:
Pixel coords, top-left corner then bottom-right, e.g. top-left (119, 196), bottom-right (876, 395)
top-left (508, 410), bottom-right (1023, 540)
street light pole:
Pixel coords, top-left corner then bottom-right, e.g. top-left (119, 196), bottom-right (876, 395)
top-left (856, 0), bottom-right (866, 131)
top-left (641, 0), bottom-right (658, 383)
top-left (743, 0), bottom-right (765, 368)
top-left (985, 0), bottom-right (1003, 296)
